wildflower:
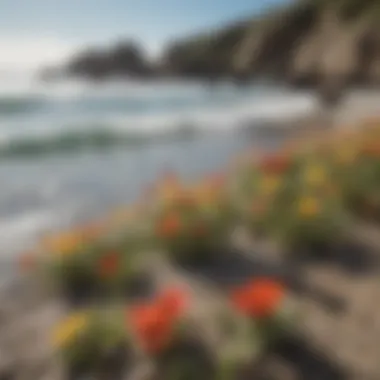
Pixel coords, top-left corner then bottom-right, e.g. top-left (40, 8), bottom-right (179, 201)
top-left (129, 304), bottom-right (172, 353)
top-left (156, 213), bottom-right (182, 238)
top-left (98, 251), bottom-right (120, 279)
top-left (304, 165), bottom-right (326, 186)
top-left (157, 287), bottom-right (189, 318)
top-left (259, 154), bottom-right (291, 175)
top-left (260, 176), bottom-right (281, 195)
top-left (53, 312), bottom-right (88, 348)
top-left (230, 278), bottom-right (285, 319)
top-left (298, 197), bottom-right (319, 218)
top-left (128, 287), bottom-right (188, 354)
top-left (42, 231), bottom-right (83, 257)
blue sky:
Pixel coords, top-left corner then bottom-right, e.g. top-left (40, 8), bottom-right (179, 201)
top-left (0, 0), bottom-right (290, 69)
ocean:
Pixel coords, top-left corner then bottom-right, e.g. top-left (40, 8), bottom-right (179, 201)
top-left (0, 73), bottom-right (317, 261)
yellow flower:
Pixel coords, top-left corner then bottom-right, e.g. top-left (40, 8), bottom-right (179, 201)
top-left (304, 165), bottom-right (325, 186)
top-left (336, 144), bottom-right (357, 164)
top-left (52, 312), bottom-right (89, 348)
top-left (260, 176), bottom-right (280, 195)
top-left (298, 197), bottom-right (319, 218)
top-left (42, 231), bottom-right (83, 256)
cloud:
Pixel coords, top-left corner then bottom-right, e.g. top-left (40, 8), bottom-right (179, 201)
top-left (0, 35), bottom-right (77, 71)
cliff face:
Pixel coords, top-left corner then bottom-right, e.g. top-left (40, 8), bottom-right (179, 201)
top-left (161, 0), bottom-right (380, 87)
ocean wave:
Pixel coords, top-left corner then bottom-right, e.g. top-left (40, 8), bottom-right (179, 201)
top-left (0, 96), bottom-right (47, 116)
top-left (0, 125), bottom-right (201, 158)
top-left (0, 81), bottom-right (318, 158)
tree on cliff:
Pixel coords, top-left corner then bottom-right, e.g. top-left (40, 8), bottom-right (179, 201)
top-left (66, 41), bottom-right (151, 80)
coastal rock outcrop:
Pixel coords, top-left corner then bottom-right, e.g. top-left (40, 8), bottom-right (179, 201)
top-left (66, 41), bottom-right (153, 81)
top-left (160, 0), bottom-right (380, 88)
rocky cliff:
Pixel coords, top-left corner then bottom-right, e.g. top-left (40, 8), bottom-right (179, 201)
top-left (161, 0), bottom-right (380, 87)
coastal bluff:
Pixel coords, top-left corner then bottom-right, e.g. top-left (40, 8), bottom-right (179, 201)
top-left (161, 0), bottom-right (380, 87)
top-left (50, 0), bottom-right (380, 89)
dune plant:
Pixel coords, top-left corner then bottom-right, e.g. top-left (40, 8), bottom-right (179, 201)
top-left (43, 224), bottom-right (151, 305)
top-left (230, 151), bottom-right (299, 236)
top-left (152, 173), bottom-right (232, 263)
top-left (52, 308), bottom-right (132, 379)
top-left (263, 157), bottom-right (350, 253)
top-left (128, 286), bottom-right (263, 380)
top-left (333, 131), bottom-right (380, 220)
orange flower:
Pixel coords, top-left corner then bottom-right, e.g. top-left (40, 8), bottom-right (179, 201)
top-left (230, 278), bottom-right (285, 319)
top-left (98, 251), bottom-right (119, 279)
top-left (259, 154), bottom-right (291, 175)
top-left (156, 213), bottom-right (182, 238)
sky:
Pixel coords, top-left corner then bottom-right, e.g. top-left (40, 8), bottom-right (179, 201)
top-left (0, 0), bottom-right (290, 71)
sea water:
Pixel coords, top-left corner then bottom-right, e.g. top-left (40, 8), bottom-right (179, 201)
top-left (0, 73), bottom-right (317, 260)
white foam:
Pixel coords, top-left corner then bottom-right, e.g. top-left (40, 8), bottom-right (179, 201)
top-left (0, 210), bottom-right (57, 255)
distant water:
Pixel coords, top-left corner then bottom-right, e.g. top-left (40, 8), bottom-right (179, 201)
top-left (0, 73), bottom-right (318, 261)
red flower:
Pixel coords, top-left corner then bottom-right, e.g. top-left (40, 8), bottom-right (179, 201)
top-left (230, 278), bottom-right (285, 319)
top-left (158, 287), bottom-right (189, 318)
top-left (156, 213), bottom-right (182, 238)
top-left (128, 287), bottom-right (188, 354)
top-left (98, 251), bottom-right (119, 279)
top-left (129, 303), bottom-right (172, 353)
top-left (259, 154), bottom-right (291, 175)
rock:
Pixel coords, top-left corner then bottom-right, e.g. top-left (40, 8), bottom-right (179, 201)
top-left (0, 349), bottom-right (15, 380)
top-left (0, 300), bottom-right (65, 380)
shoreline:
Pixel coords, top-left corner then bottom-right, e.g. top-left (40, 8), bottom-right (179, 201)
top-left (1, 88), bottom-right (380, 264)
top-left (1, 100), bottom-right (380, 380)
